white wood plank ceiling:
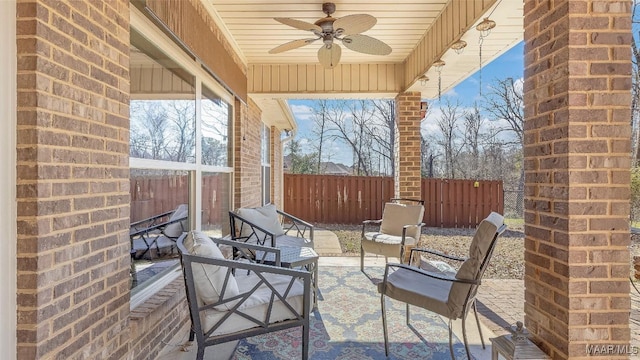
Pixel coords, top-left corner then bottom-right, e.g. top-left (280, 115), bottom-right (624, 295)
top-left (203, 0), bottom-right (523, 128)
top-left (208, 0), bottom-right (450, 65)
top-left (206, 1), bottom-right (523, 90)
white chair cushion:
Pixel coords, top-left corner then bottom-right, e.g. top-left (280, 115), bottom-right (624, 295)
top-left (379, 203), bottom-right (424, 241)
top-left (364, 232), bottom-right (417, 245)
top-left (237, 204), bottom-right (285, 244)
top-left (448, 212), bottom-right (503, 317)
top-left (201, 271), bottom-right (305, 336)
top-left (164, 204), bottom-right (188, 238)
top-left (419, 260), bottom-right (457, 276)
top-left (378, 267), bottom-right (454, 318)
top-left (183, 230), bottom-right (239, 310)
top-left (275, 234), bottom-right (313, 248)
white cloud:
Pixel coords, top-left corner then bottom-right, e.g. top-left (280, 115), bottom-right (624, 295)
top-left (290, 104), bottom-right (314, 122)
top-left (444, 88), bottom-right (458, 97)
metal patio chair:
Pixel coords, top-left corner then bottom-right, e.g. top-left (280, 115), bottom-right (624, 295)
top-left (378, 212), bottom-right (507, 360)
top-left (176, 231), bottom-right (312, 360)
top-left (361, 198), bottom-right (425, 271)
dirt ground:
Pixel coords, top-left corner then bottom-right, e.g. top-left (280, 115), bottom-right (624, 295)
top-left (320, 223), bottom-right (640, 280)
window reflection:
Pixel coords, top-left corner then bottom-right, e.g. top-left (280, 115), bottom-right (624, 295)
top-left (129, 169), bottom-right (189, 291)
top-left (129, 30), bottom-right (196, 163)
top-left (202, 85), bottom-right (232, 167)
top-left (201, 172), bottom-right (231, 237)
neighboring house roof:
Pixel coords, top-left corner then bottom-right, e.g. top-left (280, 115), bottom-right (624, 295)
top-left (321, 162), bottom-right (352, 175)
top-left (283, 155), bottom-right (352, 175)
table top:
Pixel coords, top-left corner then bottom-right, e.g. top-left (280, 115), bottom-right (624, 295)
top-left (255, 246), bottom-right (318, 267)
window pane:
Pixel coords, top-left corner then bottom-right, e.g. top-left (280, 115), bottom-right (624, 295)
top-left (129, 29), bottom-right (196, 163)
top-left (262, 165), bottom-right (271, 205)
top-left (201, 172), bottom-right (231, 237)
top-left (202, 85), bottom-right (232, 167)
top-left (129, 169), bottom-right (190, 290)
top-left (261, 124), bottom-right (271, 165)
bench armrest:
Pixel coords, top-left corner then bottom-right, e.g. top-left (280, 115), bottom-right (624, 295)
top-left (277, 210), bottom-right (314, 242)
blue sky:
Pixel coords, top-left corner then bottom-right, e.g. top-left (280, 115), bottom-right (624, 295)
top-left (288, 41), bottom-right (524, 165)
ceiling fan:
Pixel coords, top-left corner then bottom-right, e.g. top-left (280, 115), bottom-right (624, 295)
top-left (269, 2), bottom-right (392, 69)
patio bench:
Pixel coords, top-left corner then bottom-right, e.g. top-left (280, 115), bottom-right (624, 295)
top-left (229, 204), bottom-right (314, 257)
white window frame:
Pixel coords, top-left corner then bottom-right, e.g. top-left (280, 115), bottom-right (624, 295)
top-left (261, 124), bottom-right (271, 205)
top-left (129, 7), bottom-right (235, 305)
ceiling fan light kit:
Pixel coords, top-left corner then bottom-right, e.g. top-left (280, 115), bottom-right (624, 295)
top-left (269, 2), bottom-right (392, 69)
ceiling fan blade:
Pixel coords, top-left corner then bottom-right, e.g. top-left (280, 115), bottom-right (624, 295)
top-left (333, 14), bottom-right (376, 35)
top-left (269, 38), bottom-right (319, 54)
top-left (274, 17), bottom-right (322, 33)
top-left (342, 34), bottom-right (392, 55)
top-left (318, 44), bottom-right (342, 69)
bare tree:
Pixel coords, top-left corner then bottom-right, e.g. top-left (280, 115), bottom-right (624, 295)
top-left (322, 100), bottom-right (375, 175)
top-left (435, 99), bottom-right (466, 178)
top-left (484, 77), bottom-right (525, 193)
top-left (460, 104), bottom-right (484, 179)
top-left (368, 99), bottom-right (396, 176)
top-left (311, 100), bottom-right (331, 173)
top-left (484, 77), bottom-right (524, 147)
top-left (420, 133), bottom-right (440, 177)
top-left (201, 98), bottom-right (231, 166)
top-left (166, 100), bottom-right (196, 162)
top-left (130, 101), bottom-right (168, 160)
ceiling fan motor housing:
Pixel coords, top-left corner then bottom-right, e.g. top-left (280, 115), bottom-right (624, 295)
top-left (315, 16), bottom-right (336, 34)
top-left (322, 2), bottom-right (336, 16)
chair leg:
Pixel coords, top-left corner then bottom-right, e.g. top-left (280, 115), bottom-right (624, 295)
top-left (448, 319), bottom-right (455, 360)
top-left (405, 303), bottom-right (410, 325)
top-left (381, 295), bottom-right (389, 357)
top-left (461, 315), bottom-right (472, 360)
top-left (472, 301), bottom-right (485, 349)
top-left (302, 321), bottom-right (309, 360)
top-left (360, 245), bottom-right (364, 272)
top-left (196, 346), bottom-right (205, 360)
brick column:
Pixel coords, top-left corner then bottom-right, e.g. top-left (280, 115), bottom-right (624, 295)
top-left (394, 92), bottom-right (422, 200)
top-left (233, 98), bottom-right (263, 208)
top-left (16, 1), bottom-right (131, 358)
top-left (523, 1), bottom-right (631, 358)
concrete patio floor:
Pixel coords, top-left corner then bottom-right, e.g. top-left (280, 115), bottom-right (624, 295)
top-left (158, 229), bottom-right (640, 359)
top-left (158, 255), bottom-right (495, 360)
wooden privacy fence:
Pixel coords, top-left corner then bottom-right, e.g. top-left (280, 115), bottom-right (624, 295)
top-left (284, 174), bottom-right (395, 224)
top-left (283, 174), bottom-right (504, 228)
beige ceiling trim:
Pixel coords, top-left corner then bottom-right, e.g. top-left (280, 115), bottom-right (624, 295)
top-left (403, 0), bottom-right (497, 91)
top-left (251, 96), bottom-right (297, 131)
top-left (248, 63), bottom-right (403, 95)
top-left (200, 0), bottom-right (248, 65)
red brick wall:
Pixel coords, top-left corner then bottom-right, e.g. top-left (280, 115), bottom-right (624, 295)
top-left (523, 1), bottom-right (632, 358)
top-left (234, 98), bottom-right (263, 208)
top-left (394, 92), bottom-right (422, 199)
top-left (16, 0), bottom-right (131, 358)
